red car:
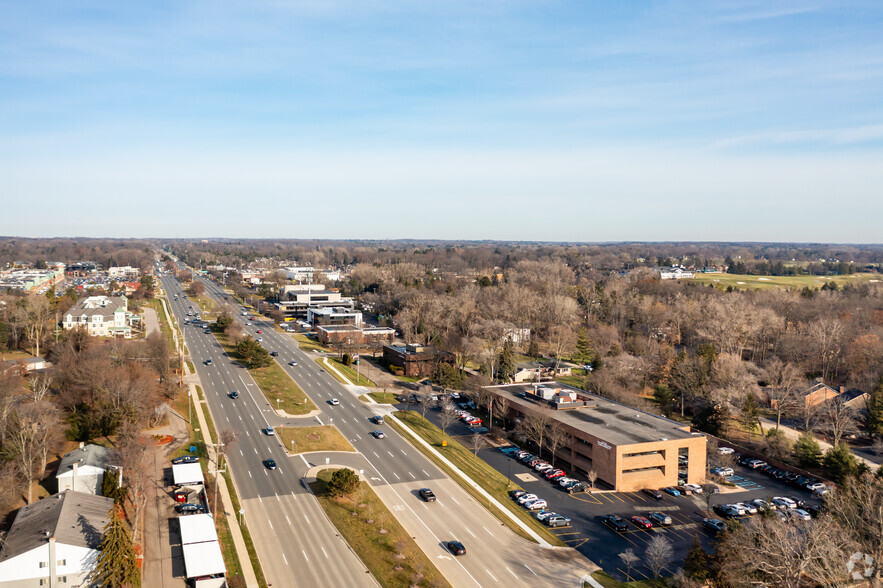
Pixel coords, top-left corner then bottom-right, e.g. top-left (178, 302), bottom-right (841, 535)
top-left (630, 515), bottom-right (653, 529)
top-left (256, 329), bottom-right (262, 333)
top-left (545, 469), bottom-right (566, 480)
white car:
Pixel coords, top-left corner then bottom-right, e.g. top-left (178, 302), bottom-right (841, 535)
top-left (813, 485), bottom-right (830, 496)
top-left (557, 477), bottom-right (578, 487)
top-left (736, 502), bottom-right (757, 515)
top-left (535, 510), bottom-right (557, 522)
top-left (727, 503), bottom-right (747, 515)
top-left (682, 483), bottom-right (703, 494)
top-left (718, 447), bottom-right (735, 455)
top-left (523, 499), bottom-right (547, 511)
top-left (772, 496), bottom-right (797, 510)
top-left (789, 509), bottom-right (811, 521)
top-left (329, 398), bottom-right (340, 405)
top-left (534, 463), bottom-right (554, 473)
top-left (516, 493), bottom-right (538, 505)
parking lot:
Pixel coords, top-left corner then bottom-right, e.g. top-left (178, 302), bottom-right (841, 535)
top-left (410, 398), bottom-right (826, 582)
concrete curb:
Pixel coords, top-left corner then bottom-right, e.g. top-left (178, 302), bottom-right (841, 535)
top-left (387, 413), bottom-right (552, 547)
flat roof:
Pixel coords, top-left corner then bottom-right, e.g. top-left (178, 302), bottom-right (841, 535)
top-left (179, 513), bottom-right (218, 545)
top-left (182, 541), bottom-right (225, 578)
top-left (487, 383), bottom-right (700, 447)
top-left (172, 463), bottom-right (204, 486)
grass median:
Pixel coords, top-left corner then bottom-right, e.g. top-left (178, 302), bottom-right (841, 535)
top-left (328, 358), bottom-right (376, 386)
top-left (388, 410), bottom-right (566, 547)
top-left (215, 332), bottom-right (315, 415)
top-left (291, 333), bottom-right (333, 353)
top-left (278, 425), bottom-right (355, 454)
top-left (310, 469), bottom-right (451, 588)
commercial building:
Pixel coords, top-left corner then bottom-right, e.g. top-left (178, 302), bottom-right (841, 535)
top-left (306, 306), bottom-right (362, 327)
top-left (382, 343), bottom-right (455, 378)
top-left (485, 382), bottom-right (707, 492)
top-left (106, 266), bottom-right (141, 279)
top-left (62, 295), bottom-right (139, 338)
top-left (316, 325), bottom-right (396, 346)
top-left (273, 284), bottom-right (354, 319)
top-left (0, 268), bottom-right (64, 292)
top-left (0, 491), bottom-right (113, 588)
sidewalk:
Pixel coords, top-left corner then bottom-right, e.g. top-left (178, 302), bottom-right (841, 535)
top-left (759, 417), bottom-right (880, 469)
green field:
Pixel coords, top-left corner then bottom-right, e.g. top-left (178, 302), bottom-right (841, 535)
top-left (692, 272), bottom-right (880, 291)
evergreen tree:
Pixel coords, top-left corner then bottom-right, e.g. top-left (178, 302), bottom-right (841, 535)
top-left (793, 432), bottom-right (823, 468)
top-left (740, 393), bottom-right (761, 442)
top-left (683, 536), bottom-right (709, 581)
top-left (101, 469), bottom-right (127, 505)
top-left (497, 339), bottom-right (516, 383)
top-left (236, 337), bottom-right (272, 368)
top-left (526, 339), bottom-right (540, 358)
top-left (866, 377), bottom-right (883, 439)
top-left (327, 468), bottom-right (361, 497)
top-left (93, 505), bottom-right (140, 588)
top-left (574, 328), bottom-right (591, 364)
top-left (693, 403), bottom-right (726, 436)
top-left (823, 441), bottom-right (861, 484)
top-left (653, 384), bottom-right (675, 417)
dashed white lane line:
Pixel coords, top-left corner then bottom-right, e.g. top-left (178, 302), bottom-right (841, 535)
top-left (486, 570), bottom-right (498, 582)
top-left (356, 434), bottom-right (362, 440)
top-left (387, 451), bottom-right (395, 458)
top-left (450, 495), bottom-right (460, 505)
top-left (465, 528), bottom-right (476, 538)
top-left (286, 515), bottom-right (291, 525)
top-left (392, 472), bottom-right (400, 480)
top-left (302, 550), bottom-right (309, 562)
top-left (506, 567), bottom-right (518, 579)
top-left (248, 471), bottom-right (252, 478)
top-left (321, 546), bottom-right (328, 559)
top-left (373, 451), bottom-right (380, 458)
top-left (268, 519), bottom-right (273, 530)
top-left (400, 448), bottom-right (407, 455)
top-left (239, 449), bottom-right (243, 456)
top-left (524, 564), bottom-right (538, 576)
top-left (422, 469), bottom-right (429, 476)
top-left (282, 554), bottom-right (288, 565)
top-left (482, 525), bottom-right (493, 536)
top-left (408, 472), bottom-right (415, 479)
top-left (304, 514), bottom-right (311, 525)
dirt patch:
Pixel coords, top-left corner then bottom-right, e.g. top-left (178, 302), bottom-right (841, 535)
top-left (306, 433), bottom-right (321, 442)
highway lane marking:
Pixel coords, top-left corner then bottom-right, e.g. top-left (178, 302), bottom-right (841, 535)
top-left (248, 471), bottom-right (252, 478)
top-left (373, 451), bottom-right (380, 458)
top-left (465, 528), bottom-right (476, 537)
top-left (356, 434), bottom-right (362, 440)
top-left (254, 447), bottom-right (258, 454)
top-left (321, 546), bottom-right (328, 559)
top-left (286, 515), bottom-right (291, 525)
top-left (400, 449), bottom-right (407, 455)
top-left (450, 496), bottom-right (460, 505)
top-left (268, 519), bottom-right (273, 530)
top-left (239, 450), bottom-right (243, 456)
top-left (304, 514), bottom-right (311, 525)
top-left (282, 554), bottom-right (288, 565)
top-left (486, 570), bottom-right (498, 582)
top-left (387, 451), bottom-right (395, 458)
top-left (245, 430), bottom-right (249, 437)
top-left (422, 469), bottom-right (429, 476)
top-left (408, 472), bottom-right (415, 479)
top-left (524, 564), bottom-right (537, 576)
top-left (392, 472), bottom-right (400, 479)
top-left (300, 455), bottom-right (309, 468)
top-left (506, 567), bottom-right (518, 579)
top-left (302, 550), bottom-right (309, 562)
top-left (482, 526), bottom-right (493, 536)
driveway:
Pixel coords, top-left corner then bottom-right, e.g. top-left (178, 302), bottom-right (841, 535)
top-left (143, 307), bottom-right (160, 338)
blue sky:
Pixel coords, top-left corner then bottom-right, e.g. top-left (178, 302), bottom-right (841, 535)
top-left (1, 1), bottom-right (881, 242)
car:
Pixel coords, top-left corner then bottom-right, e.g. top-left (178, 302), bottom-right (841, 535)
top-left (813, 486), bottom-right (830, 496)
top-left (172, 455), bottom-right (199, 464)
top-left (751, 499), bottom-right (772, 512)
top-left (534, 463), bottom-right (553, 473)
top-left (746, 459), bottom-right (767, 469)
top-left (682, 483), bottom-right (703, 494)
top-left (804, 480), bottom-right (825, 492)
top-left (263, 426), bottom-right (275, 436)
top-left (603, 514), bottom-right (629, 532)
top-left (806, 504), bottom-right (823, 518)
top-left (790, 508), bottom-right (812, 521)
top-left (527, 457), bottom-right (545, 468)
top-left (736, 502), bottom-right (757, 515)
top-left (718, 447), bottom-right (735, 455)
top-left (446, 541), bottom-right (466, 556)
top-left (500, 446), bottom-right (520, 455)
top-left (516, 493), bottom-right (539, 505)
top-left (713, 504), bottom-right (740, 519)
top-left (772, 496), bottom-right (796, 510)
top-left (663, 487), bottom-right (681, 497)
top-left (257, 337), bottom-right (263, 342)
top-left (642, 488), bottom-right (664, 500)
top-left (727, 503), bottom-right (747, 515)
top-left (509, 489), bottom-right (527, 500)
top-left (371, 430), bottom-right (385, 439)
top-left (270, 351), bottom-right (278, 357)
top-left (470, 426), bottom-right (490, 434)
top-left (176, 503), bottom-right (205, 514)
top-left (535, 510), bottom-right (557, 522)
top-left (256, 329), bottom-right (263, 333)
top-left (545, 469), bottom-right (566, 480)
top-left (249, 316), bottom-right (255, 321)
top-left (329, 398), bottom-right (340, 405)
top-left (787, 496), bottom-right (807, 509)
top-left (710, 466), bottom-right (734, 477)
top-left (289, 361), bottom-right (298, 366)
top-left (229, 390), bottom-right (239, 399)
top-left (547, 515), bottom-right (572, 527)
top-left (704, 518), bottom-right (727, 533)
top-left (648, 512), bottom-right (672, 526)
top-left (203, 358), bottom-right (212, 365)
top-left (630, 516), bottom-right (653, 529)
top-left (519, 453), bottom-right (536, 463)
top-left (265, 458), bottom-right (277, 470)
top-left (370, 416), bottom-right (385, 425)
top-left (566, 482), bottom-right (589, 494)
top-left (418, 488), bottom-right (436, 502)
top-left (204, 329), bottom-right (211, 334)
top-left (523, 499), bottom-right (547, 511)
top-left (557, 477), bottom-right (578, 487)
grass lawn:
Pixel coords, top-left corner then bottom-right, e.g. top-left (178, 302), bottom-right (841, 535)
top-left (329, 358), bottom-right (376, 386)
top-left (278, 426), bottom-right (355, 454)
top-left (396, 375), bottom-right (422, 384)
top-left (222, 466), bottom-right (269, 588)
top-left (215, 333), bottom-right (315, 415)
top-left (692, 272), bottom-right (880, 291)
top-left (389, 410), bottom-right (565, 547)
top-left (368, 392), bottom-right (398, 404)
top-left (310, 469), bottom-right (451, 588)
top-left (0, 350), bottom-right (33, 361)
top-left (557, 374), bottom-right (589, 390)
top-left (591, 571), bottom-right (661, 588)
top-left (144, 298), bottom-right (176, 350)
top-left (186, 361), bottom-right (195, 374)
top-left (292, 333), bottom-right (333, 353)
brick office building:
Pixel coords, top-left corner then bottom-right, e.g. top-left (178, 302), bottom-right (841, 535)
top-left (316, 325), bottom-right (396, 346)
top-left (382, 344), bottom-right (455, 378)
top-left (485, 383), bottom-right (707, 492)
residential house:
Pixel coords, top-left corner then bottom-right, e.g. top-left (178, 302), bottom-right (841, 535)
top-left (766, 379), bottom-right (843, 410)
top-left (56, 444), bottom-right (113, 495)
top-left (512, 361), bottom-right (572, 383)
top-left (62, 295), bottom-right (138, 338)
top-left (0, 491), bottom-right (113, 587)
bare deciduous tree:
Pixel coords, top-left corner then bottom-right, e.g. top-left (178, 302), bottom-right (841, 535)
top-left (28, 373), bottom-right (52, 403)
top-left (516, 411), bottom-right (551, 458)
top-left (469, 433), bottom-right (485, 455)
top-left (764, 358), bottom-right (805, 431)
top-left (494, 395), bottom-right (510, 430)
top-left (618, 548), bottom-right (639, 582)
top-left (587, 469), bottom-right (598, 490)
top-left (415, 386), bottom-right (435, 420)
top-left (545, 427), bottom-right (570, 467)
top-left (115, 422), bottom-right (152, 542)
top-left (820, 398), bottom-right (859, 446)
top-left (438, 397), bottom-right (457, 435)
top-left (645, 535), bottom-right (674, 584)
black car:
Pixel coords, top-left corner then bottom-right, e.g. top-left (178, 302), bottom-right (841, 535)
top-left (447, 541), bottom-right (466, 556)
top-left (642, 488), bottom-right (663, 500)
top-left (203, 358), bottom-right (212, 365)
top-left (229, 390), bottom-right (239, 399)
top-left (370, 416), bottom-right (385, 425)
top-left (419, 488), bottom-right (437, 502)
top-left (603, 514), bottom-right (629, 532)
top-left (265, 458), bottom-right (277, 470)
top-left (176, 503), bottom-right (205, 514)
top-left (172, 455), bottom-right (199, 464)
top-left (270, 351), bottom-right (279, 357)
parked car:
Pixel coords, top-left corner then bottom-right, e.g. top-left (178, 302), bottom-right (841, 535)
top-left (546, 515), bottom-right (571, 528)
top-left (535, 510), bottom-right (557, 522)
top-left (516, 493), bottom-right (539, 505)
top-left (736, 502), bottom-right (758, 515)
top-left (418, 488), bottom-right (436, 502)
top-left (630, 516), bottom-right (653, 529)
top-left (603, 514), bottom-right (629, 532)
top-left (534, 463), bottom-right (553, 473)
top-left (813, 486), bottom-right (830, 496)
top-left (648, 512), bottom-right (672, 526)
top-left (772, 496), bottom-right (797, 510)
top-left (557, 477), bottom-right (578, 488)
top-left (523, 499), bottom-right (547, 511)
top-left (713, 504), bottom-right (741, 519)
top-left (566, 481), bottom-right (589, 494)
top-left (682, 483), bottom-right (703, 494)
top-left (710, 466), bottom-right (734, 477)
top-left (718, 447), bottom-right (735, 455)
top-left (642, 488), bottom-right (663, 500)
top-left (545, 469), bottom-right (566, 480)
top-left (446, 541), bottom-right (466, 556)
top-left (371, 430), bottom-right (385, 439)
top-left (789, 508), bottom-right (812, 521)
top-left (747, 459), bottom-right (767, 469)
top-left (509, 490), bottom-right (526, 500)
top-left (751, 499), bottom-right (772, 512)
top-left (500, 446), bottom-right (520, 455)
top-left (172, 455), bottom-right (199, 464)
top-left (704, 518), bottom-right (727, 533)
top-left (176, 503), bottom-right (205, 514)
top-left (663, 487), bottom-right (681, 497)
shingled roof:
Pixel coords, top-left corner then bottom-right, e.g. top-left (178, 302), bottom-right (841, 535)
top-left (0, 491), bottom-right (113, 562)
top-left (57, 444), bottom-right (113, 476)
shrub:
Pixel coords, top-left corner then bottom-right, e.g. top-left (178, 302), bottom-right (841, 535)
top-left (326, 468), bottom-right (360, 497)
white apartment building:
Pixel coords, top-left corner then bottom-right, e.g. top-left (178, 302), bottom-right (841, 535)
top-left (62, 296), bottom-right (137, 338)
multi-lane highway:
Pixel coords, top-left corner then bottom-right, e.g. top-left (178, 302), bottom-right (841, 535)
top-left (161, 271), bottom-right (592, 587)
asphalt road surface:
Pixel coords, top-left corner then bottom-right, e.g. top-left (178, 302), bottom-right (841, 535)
top-left (161, 272), bottom-right (593, 587)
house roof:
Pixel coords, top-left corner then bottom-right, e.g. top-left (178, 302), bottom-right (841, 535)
top-left (0, 491), bottom-right (113, 562)
top-left (57, 444), bottom-right (112, 477)
top-left (65, 296), bottom-right (127, 319)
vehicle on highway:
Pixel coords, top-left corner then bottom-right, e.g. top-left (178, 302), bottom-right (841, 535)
top-left (704, 518), bottom-right (727, 533)
top-left (602, 514), bottom-right (629, 532)
top-left (257, 329), bottom-right (263, 333)
top-left (523, 499), bottom-right (547, 511)
top-left (329, 398), bottom-right (340, 405)
top-left (203, 359), bottom-right (212, 365)
top-left (630, 515), bottom-right (653, 529)
top-left (662, 486), bottom-right (681, 497)
top-left (176, 503), bottom-right (205, 514)
top-left (264, 458), bottom-right (277, 470)
top-left (229, 390), bottom-right (239, 399)
top-left (642, 488), bottom-right (663, 500)
top-left (263, 426), bottom-right (275, 436)
top-left (516, 493), bottom-right (538, 505)
top-left (446, 541), bottom-right (466, 556)
top-left (371, 430), bottom-right (385, 439)
top-left (648, 512), bottom-right (672, 526)
top-left (257, 337), bottom-right (263, 342)
top-left (370, 416), bottom-right (385, 425)
top-left (547, 515), bottom-right (571, 528)
top-left (204, 329), bottom-right (211, 334)
top-left (289, 361), bottom-right (298, 366)
top-left (270, 351), bottom-right (278, 357)
top-left (172, 455), bottom-right (199, 464)
top-left (418, 488), bottom-right (436, 502)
